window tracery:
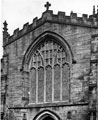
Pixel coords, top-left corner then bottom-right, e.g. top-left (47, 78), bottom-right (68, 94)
top-left (30, 39), bottom-right (70, 103)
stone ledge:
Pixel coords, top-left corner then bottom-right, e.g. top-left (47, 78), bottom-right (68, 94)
top-left (92, 34), bottom-right (98, 38)
top-left (9, 102), bottom-right (88, 109)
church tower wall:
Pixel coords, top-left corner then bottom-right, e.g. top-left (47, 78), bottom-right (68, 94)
top-left (1, 3), bottom-right (98, 120)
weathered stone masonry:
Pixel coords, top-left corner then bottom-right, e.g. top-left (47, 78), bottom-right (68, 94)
top-left (1, 3), bottom-right (98, 120)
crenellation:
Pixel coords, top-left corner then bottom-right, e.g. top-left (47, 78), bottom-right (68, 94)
top-left (79, 17), bottom-right (84, 24)
top-left (18, 29), bottom-right (24, 37)
top-left (65, 16), bottom-right (70, 23)
top-left (23, 22), bottom-right (29, 31)
top-left (82, 14), bottom-right (88, 19)
top-left (19, 22), bottom-right (29, 36)
top-left (37, 18), bottom-right (43, 26)
top-left (52, 14), bottom-right (58, 21)
top-left (33, 17), bottom-right (38, 27)
top-left (70, 12), bottom-right (77, 19)
top-left (89, 17), bottom-right (98, 26)
top-left (82, 14), bottom-right (88, 23)
top-left (58, 11), bottom-right (65, 16)
top-left (89, 16), bottom-right (95, 23)
top-left (58, 11), bottom-right (65, 21)
top-left (8, 35), bottom-right (14, 43)
top-left (3, 10), bottom-right (98, 47)
top-left (27, 23), bottom-right (33, 33)
top-left (13, 28), bottom-right (19, 39)
top-left (89, 15), bottom-right (94, 20)
top-left (92, 17), bottom-right (98, 26)
top-left (42, 10), bottom-right (53, 21)
top-left (84, 18), bottom-right (92, 26)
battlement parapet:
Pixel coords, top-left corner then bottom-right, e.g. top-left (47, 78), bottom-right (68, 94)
top-left (42, 10), bottom-right (53, 20)
top-left (13, 28), bottom-right (19, 39)
top-left (23, 22), bottom-right (29, 32)
top-left (4, 10), bottom-right (98, 47)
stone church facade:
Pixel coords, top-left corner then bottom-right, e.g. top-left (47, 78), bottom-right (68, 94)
top-left (1, 2), bottom-right (98, 120)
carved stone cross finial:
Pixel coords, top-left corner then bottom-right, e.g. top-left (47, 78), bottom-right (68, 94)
top-left (3, 20), bottom-right (8, 32)
top-left (3, 21), bottom-right (8, 30)
top-left (44, 2), bottom-right (51, 11)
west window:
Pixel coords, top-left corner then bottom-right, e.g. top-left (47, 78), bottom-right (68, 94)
top-left (29, 38), bottom-right (70, 103)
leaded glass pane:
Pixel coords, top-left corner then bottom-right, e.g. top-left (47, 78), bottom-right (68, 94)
top-left (46, 65), bottom-right (52, 102)
top-left (38, 67), bottom-right (44, 102)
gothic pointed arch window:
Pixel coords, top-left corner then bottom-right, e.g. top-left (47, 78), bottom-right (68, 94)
top-left (27, 33), bottom-right (72, 104)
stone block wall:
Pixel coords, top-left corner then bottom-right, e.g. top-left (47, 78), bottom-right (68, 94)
top-left (27, 105), bottom-right (88, 120)
top-left (2, 9), bottom-right (98, 120)
top-left (6, 24), bottom-right (95, 106)
top-left (6, 33), bottom-right (32, 108)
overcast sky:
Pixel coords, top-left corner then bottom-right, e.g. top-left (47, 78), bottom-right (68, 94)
top-left (0, 0), bottom-right (98, 58)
